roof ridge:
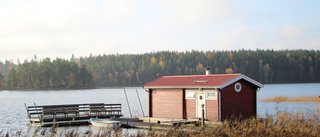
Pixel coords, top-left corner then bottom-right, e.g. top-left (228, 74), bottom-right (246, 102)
top-left (163, 73), bottom-right (242, 78)
top-left (143, 73), bottom-right (263, 89)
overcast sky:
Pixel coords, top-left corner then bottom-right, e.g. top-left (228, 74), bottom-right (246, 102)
top-left (1, 0), bottom-right (320, 63)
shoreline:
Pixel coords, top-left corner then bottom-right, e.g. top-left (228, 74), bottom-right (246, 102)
top-left (260, 96), bottom-right (320, 103)
top-left (0, 86), bottom-right (144, 91)
top-left (1, 82), bottom-right (320, 91)
top-left (0, 87), bottom-right (96, 91)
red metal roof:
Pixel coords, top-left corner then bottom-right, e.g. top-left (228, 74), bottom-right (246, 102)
top-left (143, 73), bottom-right (254, 89)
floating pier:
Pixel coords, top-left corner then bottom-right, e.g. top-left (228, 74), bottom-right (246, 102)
top-left (119, 117), bottom-right (208, 130)
top-left (25, 103), bottom-right (122, 127)
top-left (25, 103), bottom-right (212, 129)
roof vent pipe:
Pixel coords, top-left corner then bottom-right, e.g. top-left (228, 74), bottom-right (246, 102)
top-left (205, 67), bottom-right (211, 75)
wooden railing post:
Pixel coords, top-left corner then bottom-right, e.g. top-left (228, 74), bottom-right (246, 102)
top-left (24, 103), bottom-right (32, 123)
top-left (34, 102), bottom-right (42, 126)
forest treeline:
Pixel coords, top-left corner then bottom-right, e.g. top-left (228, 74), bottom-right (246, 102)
top-left (0, 49), bottom-right (319, 89)
top-left (0, 58), bottom-right (93, 89)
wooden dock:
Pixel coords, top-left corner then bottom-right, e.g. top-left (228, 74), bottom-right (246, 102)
top-left (25, 103), bottom-right (122, 127)
top-left (123, 117), bottom-right (223, 130)
top-left (25, 103), bottom-right (219, 129)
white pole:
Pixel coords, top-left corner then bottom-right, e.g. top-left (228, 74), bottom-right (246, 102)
top-left (124, 88), bottom-right (132, 117)
top-left (136, 89), bottom-right (145, 116)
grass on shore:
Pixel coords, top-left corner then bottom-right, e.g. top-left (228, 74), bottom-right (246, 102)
top-left (1, 110), bottom-right (319, 137)
top-left (260, 96), bottom-right (320, 103)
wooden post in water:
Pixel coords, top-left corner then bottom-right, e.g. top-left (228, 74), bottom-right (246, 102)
top-left (124, 88), bottom-right (132, 117)
top-left (136, 89), bottom-right (145, 116)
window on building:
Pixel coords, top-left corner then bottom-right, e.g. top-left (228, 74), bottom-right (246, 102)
top-left (206, 90), bottom-right (217, 100)
top-left (185, 91), bottom-right (196, 99)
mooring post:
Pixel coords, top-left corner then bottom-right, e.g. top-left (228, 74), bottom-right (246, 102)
top-left (201, 104), bottom-right (205, 127)
top-left (136, 89), bottom-right (145, 116)
top-left (124, 88), bottom-right (132, 117)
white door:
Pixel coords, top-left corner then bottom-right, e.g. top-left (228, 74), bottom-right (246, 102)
top-left (197, 91), bottom-right (206, 118)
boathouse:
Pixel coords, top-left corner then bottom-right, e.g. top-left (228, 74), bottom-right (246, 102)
top-left (142, 71), bottom-right (263, 121)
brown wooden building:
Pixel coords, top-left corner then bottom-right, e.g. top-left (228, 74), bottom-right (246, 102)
top-left (142, 73), bottom-right (263, 121)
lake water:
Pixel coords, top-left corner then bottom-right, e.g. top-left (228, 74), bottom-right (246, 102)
top-left (0, 83), bottom-right (319, 135)
top-left (257, 83), bottom-right (320, 118)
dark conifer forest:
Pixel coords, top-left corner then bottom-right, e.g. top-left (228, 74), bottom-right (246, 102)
top-left (0, 49), bottom-right (319, 89)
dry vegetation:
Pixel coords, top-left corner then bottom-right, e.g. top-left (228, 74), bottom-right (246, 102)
top-left (1, 111), bottom-right (319, 137)
top-left (260, 96), bottom-right (320, 103)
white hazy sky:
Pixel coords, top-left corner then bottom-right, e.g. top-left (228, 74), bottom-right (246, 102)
top-left (1, 0), bottom-right (320, 63)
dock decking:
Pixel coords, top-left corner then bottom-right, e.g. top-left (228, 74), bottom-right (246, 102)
top-left (25, 103), bottom-right (215, 129)
top-left (25, 103), bottom-right (122, 127)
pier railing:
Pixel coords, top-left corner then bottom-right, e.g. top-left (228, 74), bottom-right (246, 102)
top-left (25, 103), bottom-right (122, 125)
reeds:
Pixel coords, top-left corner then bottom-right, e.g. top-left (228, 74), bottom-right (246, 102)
top-left (260, 96), bottom-right (320, 103)
top-left (1, 110), bottom-right (319, 137)
top-left (145, 110), bottom-right (320, 137)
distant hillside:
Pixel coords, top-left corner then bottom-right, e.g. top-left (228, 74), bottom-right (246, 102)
top-left (0, 58), bottom-right (93, 89)
top-left (79, 49), bottom-right (320, 86)
top-left (1, 49), bottom-right (320, 89)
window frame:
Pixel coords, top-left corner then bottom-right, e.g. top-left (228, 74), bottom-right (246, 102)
top-left (185, 90), bottom-right (196, 99)
top-left (206, 90), bottom-right (217, 100)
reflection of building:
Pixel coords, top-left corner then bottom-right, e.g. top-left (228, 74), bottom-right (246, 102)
top-left (142, 71), bottom-right (263, 121)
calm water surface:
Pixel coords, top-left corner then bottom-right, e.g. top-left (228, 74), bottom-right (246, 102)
top-left (258, 83), bottom-right (320, 117)
top-left (0, 87), bottom-right (148, 135)
top-left (0, 83), bottom-right (319, 134)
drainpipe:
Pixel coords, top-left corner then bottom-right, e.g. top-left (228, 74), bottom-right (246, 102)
top-left (217, 88), bottom-right (222, 121)
top-left (256, 88), bottom-right (260, 119)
